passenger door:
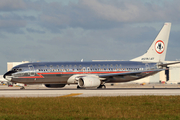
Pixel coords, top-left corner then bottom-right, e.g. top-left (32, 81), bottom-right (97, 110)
top-left (28, 64), bottom-right (35, 76)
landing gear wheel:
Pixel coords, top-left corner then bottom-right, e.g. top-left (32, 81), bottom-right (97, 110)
top-left (97, 85), bottom-right (106, 89)
top-left (102, 85), bottom-right (106, 89)
top-left (77, 85), bottom-right (81, 89)
top-left (77, 85), bottom-right (85, 89)
top-left (20, 86), bottom-right (25, 90)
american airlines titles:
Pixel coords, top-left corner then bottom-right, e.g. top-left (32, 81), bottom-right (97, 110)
top-left (141, 58), bottom-right (154, 60)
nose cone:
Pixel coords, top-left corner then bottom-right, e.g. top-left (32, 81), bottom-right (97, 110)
top-left (3, 71), bottom-right (15, 81)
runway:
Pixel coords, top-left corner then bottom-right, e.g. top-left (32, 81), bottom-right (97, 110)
top-left (0, 87), bottom-right (180, 97)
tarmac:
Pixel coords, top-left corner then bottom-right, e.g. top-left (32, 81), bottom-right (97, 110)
top-left (0, 84), bottom-right (180, 97)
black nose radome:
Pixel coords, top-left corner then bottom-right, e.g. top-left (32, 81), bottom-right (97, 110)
top-left (3, 70), bottom-right (16, 79)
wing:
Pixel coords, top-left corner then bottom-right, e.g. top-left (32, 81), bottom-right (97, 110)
top-left (98, 69), bottom-right (165, 80)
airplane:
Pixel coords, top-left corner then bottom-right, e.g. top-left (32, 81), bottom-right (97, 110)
top-left (3, 22), bottom-right (179, 89)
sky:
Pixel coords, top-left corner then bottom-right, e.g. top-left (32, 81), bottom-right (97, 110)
top-left (0, 0), bottom-right (180, 74)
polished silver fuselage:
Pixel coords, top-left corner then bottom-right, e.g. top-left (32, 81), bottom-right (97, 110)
top-left (4, 61), bottom-right (159, 84)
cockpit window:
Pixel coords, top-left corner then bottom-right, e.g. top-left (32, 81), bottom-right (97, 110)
top-left (12, 68), bottom-right (22, 71)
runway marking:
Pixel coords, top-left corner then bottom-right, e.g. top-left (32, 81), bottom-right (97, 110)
top-left (59, 93), bottom-right (83, 97)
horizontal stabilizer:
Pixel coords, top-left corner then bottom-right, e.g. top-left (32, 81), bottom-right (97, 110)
top-left (158, 61), bottom-right (180, 67)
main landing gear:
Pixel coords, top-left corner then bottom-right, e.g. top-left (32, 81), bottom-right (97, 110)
top-left (76, 85), bottom-right (106, 89)
top-left (77, 85), bottom-right (81, 89)
top-left (77, 85), bottom-right (85, 89)
top-left (97, 85), bottom-right (106, 89)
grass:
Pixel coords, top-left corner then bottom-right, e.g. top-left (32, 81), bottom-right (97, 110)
top-left (0, 96), bottom-right (180, 120)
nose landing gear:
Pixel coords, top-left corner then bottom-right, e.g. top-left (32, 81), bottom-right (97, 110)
top-left (20, 86), bottom-right (25, 90)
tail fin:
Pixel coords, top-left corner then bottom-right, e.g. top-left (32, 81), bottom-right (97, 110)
top-left (131, 22), bottom-right (171, 62)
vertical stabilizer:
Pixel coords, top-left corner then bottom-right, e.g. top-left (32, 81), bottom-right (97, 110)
top-left (131, 22), bottom-right (171, 62)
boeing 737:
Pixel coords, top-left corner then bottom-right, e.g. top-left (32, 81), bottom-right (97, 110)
top-left (3, 22), bottom-right (178, 89)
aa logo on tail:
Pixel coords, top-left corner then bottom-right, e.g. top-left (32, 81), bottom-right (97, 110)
top-left (155, 40), bottom-right (165, 54)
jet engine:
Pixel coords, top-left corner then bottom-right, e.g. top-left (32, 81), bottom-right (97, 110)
top-left (78, 76), bottom-right (101, 88)
top-left (44, 84), bottom-right (66, 88)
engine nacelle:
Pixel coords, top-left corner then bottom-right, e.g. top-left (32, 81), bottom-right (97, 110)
top-left (44, 84), bottom-right (66, 88)
top-left (78, 76), bottom-right (101, 88)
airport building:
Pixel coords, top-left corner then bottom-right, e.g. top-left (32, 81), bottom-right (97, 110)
top-left (131, 61), bottom-right (180, 84)
top-left (5, 61), bottom-right (180, 84)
